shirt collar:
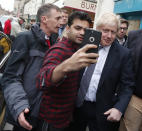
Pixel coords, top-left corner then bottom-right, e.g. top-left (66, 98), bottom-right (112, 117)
top-left (103, 45), bottom-right (111, 51)
top-left (99, 44), bottom-right (111, 52)
top-left (117, 37), bottom-right (125, 45)
top-left (45, 35), bottom-right (50, 40)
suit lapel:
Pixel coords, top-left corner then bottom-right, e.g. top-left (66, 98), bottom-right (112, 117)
top-left (79, 68), bottom-right (85, 84)
top-left (98, 42), bottom-right (118, 88)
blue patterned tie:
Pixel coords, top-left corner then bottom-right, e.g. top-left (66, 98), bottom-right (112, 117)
top-left (76, 45), bottom-right (103, 107)
top-left (76, 63), bottom-right (96, 107)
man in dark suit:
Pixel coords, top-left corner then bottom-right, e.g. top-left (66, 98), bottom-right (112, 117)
top-left (119, 30), bottom-right (142, 131)
top-left (73, 13), bottom-right (135, 131)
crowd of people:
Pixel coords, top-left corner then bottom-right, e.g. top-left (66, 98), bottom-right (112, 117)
top-left (0, 3), bottom-right (142, 131)
top-left (0, 16), bottom-right (35, 41)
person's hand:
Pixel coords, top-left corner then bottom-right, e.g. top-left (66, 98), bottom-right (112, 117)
top-left (51, 44), bottom-right (99, 83)
top-left (104, 108), bottom-right (122, 122)
top-left (64, 44), bottom-right (99, 72)
top-left (18, 108), bottom-right (32, 130)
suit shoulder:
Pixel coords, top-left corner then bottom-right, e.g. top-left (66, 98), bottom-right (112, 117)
top-left (114, 41), bottom-right (130, 54)
top-left (128, 29), bottom-right (142, 37)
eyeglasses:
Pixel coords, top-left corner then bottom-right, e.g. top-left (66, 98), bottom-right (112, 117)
top-left (119, 27), bottom-right (128, 31)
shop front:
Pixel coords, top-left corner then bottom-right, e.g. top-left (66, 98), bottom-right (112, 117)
top-left (114, 0), bottom-right (142, 31)
top-left (54, 0), bottom-right (97, 27)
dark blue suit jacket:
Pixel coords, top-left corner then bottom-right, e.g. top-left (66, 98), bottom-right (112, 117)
top-left (79, 41), bottom-right (135, 131)
top-left (127, 29), bottom-right (142, 98)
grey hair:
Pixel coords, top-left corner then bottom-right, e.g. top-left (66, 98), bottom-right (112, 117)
top-left (96, 13), bottom-right (120, 30)
top-left (37, 3), bottom-right (61, 22)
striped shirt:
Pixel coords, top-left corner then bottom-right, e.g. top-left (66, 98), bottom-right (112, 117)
top-left (37, 37), bottom-right (79, 128)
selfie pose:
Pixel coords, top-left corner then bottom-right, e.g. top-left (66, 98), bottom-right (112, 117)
top-left (36, 11), bottom-right (99, 131)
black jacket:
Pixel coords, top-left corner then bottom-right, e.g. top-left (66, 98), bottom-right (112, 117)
top-left (127, 29), bottom-right (142, 98)
top-left (1, 23), bottom-right (52, 125)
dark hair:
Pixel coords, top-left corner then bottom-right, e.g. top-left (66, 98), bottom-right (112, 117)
top-left (61, 9), bottom-right (68, 14)
top-left (19, 17), bottom-right (25, 22)
top-left (68, 11), bottom-right (92, 27)
top-left (120, 18), bottom-right (129, 28)
top-left (31, 19), bottom-right (36, 22)
top-left (37, 3), bottom-right (61, 22)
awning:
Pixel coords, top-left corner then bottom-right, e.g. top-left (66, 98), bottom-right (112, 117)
top-left (53, 0), bottom-right (64, 8)
top-left (54, 0), bottom-right (97, 13)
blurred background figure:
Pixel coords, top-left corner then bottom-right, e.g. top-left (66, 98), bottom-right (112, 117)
top-left (3, 17), bottom-right (13, 38)
top-left (30, 19), bottom-right (36, 26)
top-left (10, 19), bottom-right (22, 41)
top-left (25, 23), bottom-right (31, 30)
top-left (50, 9), bottom-right (69, 45)
top-left (18, 17), bottom-right (25, 30)
top-left (10, 17), bottom-right (25, 41)
top-left (58, 9), bottom-right (69, 36)
top-left (116, 18), bottom-right (129, 46)
top-left (0, 21), bottom-right (3, 32)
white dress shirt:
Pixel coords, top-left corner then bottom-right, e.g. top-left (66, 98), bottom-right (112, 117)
top-left (85, 45), bottom-right (111, 102)
top-left (117, 37), bottom-right (125, 45)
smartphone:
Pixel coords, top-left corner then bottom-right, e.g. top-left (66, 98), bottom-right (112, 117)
top-left (81, 28), bottom-right (102, 53)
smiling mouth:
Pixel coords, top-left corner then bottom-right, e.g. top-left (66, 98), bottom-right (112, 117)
top-left (105, 40), bottom-right (112, 43)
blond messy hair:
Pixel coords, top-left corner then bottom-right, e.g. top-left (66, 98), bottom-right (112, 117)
top-left (96, 13), bottom-right (120, 30)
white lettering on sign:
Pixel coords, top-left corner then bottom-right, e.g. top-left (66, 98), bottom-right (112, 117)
top-left (80, 1), bottom-right (96, 12)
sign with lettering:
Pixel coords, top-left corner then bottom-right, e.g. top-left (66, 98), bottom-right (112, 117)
top-left (64, 0), bottom-right (97, 13)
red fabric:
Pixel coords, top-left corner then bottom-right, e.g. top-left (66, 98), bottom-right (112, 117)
top-left (36, 37), bottom-right (79, 128)
top-left (4, 19), bottom-right (11, 35)
top-left (45, 39), bottom-right (51, 47)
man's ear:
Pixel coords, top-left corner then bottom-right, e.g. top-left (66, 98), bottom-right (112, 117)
top-left (41, 16), bottom-right (48, 24)
top-left (65, 25), bottom-right (70, 34)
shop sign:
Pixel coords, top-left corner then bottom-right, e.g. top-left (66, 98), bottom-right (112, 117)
top-left (64, 0), bottom-right (97, 13)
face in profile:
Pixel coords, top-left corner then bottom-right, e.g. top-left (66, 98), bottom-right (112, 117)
top-left (117, 23), bottom-right (128, 39)
top-left (98, 24), bottom-right (117, 46)
top-left (19, 19), bottom-right (24, 25)
top-left (66, 18), bottom-right (90, 44)
top-left (42, 9), bottom-right (62, 34)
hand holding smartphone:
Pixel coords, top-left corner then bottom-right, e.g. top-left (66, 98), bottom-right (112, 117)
top-left (81, 28), bottom-right (102, 53)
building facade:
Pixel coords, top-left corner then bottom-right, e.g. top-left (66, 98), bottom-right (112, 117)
top-left (114, 0), bottom-right (142, 31)
top-left (23, 0), bottom-right (97, 26)
top-left (24, 0), bottom-right (57, 20)
top-left (24, 0), bottom-right (42, 19)
top-left (14, 0), bottom-right (30, 17)
top-left (94, 0), bottom-right (114, 28)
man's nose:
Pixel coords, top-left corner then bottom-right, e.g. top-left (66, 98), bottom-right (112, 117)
top-left (120, 29), bottom-right (124, 33)
top-left (107, 31), bottom-right (112, 38)
top-left (80, 29), bottom-right (85, 35)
